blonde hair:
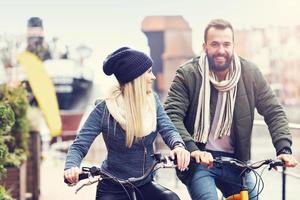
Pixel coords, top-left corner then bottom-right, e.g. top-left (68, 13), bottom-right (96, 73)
top-left (106, 72), bottom-right (156, 147)
top-left (122, 73), bottom-right (156, 147)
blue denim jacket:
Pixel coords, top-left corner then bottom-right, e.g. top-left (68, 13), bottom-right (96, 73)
top-left (64, 93), bottom-right (184, 186)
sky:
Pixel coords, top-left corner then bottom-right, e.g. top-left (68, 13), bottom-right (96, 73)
top-left (1, 0), bottom-right (300, 61)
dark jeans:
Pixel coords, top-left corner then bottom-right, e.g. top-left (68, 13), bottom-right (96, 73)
top-left (96, 180), bottom-right (180, 200)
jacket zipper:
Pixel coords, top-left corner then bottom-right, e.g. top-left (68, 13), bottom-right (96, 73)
top-left (142, 138), bottom-right (147, 175)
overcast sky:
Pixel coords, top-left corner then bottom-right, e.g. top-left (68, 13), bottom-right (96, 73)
top-left (1, 0), bottom-right (300, 60)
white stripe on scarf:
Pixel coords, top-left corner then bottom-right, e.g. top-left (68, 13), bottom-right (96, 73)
top-left (193, 52), bottom-right (241, 143)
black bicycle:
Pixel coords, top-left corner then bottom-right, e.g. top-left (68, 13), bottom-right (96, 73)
top-left (64, 153), bottom-right (177, 200)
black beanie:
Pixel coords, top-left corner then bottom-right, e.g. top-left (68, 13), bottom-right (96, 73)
top-left (103, 47), bottom-right (153, 84)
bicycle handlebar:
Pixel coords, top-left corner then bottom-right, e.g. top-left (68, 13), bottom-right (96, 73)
top-left (213, 157), bottom-right (284, 170)
top-left (211, 157), bottom-right (285, 198)
top-left (65, 154), bottom-right (284, 186)
top-left (64, 153), bottom-right (176, 185)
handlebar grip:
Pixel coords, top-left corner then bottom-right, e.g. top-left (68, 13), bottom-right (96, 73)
top-left (64, 178), bottom-right (71, 184)
top-left (79, 173), bottom-right (89, 180)
top-left (270, 159), bottom-right (284, 168)
top-left (64, 173), bottom-right (89, 184)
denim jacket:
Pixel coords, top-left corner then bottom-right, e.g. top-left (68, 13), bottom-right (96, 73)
top-left (64, 93), bottom-right (184, 186)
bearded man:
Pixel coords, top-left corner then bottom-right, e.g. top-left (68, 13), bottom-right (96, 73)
top-left (164, 18), bottom-right (298, 200)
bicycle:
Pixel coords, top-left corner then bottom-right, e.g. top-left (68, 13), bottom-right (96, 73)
top-left (212, 156), bottom-right (284, 200)
top-left (64, 153), bottom-right (177, 200)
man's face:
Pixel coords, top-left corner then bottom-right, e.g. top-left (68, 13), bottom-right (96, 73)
top-left (203, 27), bottom-right (234, 72)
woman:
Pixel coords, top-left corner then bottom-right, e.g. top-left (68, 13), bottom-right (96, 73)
top-left (64, 47), bottom-right (190, 200)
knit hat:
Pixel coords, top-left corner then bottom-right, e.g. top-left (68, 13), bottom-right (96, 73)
top-left (103, 47), bottom-right (153, 84)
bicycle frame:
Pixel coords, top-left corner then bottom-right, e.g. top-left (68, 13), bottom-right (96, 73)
top-left (226, 191), bottom-right (248, 200)
top-left (225, 170), bottom-right (249, 200)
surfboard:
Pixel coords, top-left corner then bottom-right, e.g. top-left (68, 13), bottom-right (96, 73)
top-left (17, 51), bottom-right (62, 137)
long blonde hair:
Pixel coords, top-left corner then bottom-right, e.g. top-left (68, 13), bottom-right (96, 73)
top-left (106, 72), bottom-right (156, 147)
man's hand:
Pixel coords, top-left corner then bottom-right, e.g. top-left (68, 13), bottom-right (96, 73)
top-left (191, 150), bottom-right (214, 168)
top-left (277, 154), bottom-right (298, 168)
top-left (170, 147), bottom-right (190, 171)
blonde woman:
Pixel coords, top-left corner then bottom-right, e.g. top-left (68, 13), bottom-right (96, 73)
top-left (64, 47), bottom-right (190, 200)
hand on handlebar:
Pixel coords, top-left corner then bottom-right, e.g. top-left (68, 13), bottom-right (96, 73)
top-left (277, 154), bottom-right (298, 168)
top-left (191, 150), bottom-right (214, 168)
top-left (64, 166), bottom-right (81, 185)
top-left (170, 147), bottom-right (190, 171)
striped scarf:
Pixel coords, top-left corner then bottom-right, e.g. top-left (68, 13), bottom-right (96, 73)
top-left (193, 52), bottom-right (241, 143)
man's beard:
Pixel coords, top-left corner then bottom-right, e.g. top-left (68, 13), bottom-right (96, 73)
top-left (207, 52), bottom-right (233, 72)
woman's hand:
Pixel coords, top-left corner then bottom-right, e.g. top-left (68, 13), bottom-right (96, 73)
top-left (64, 166), bottom-right (81, 184)
top-left (170, 146), bottom-right (190, 171)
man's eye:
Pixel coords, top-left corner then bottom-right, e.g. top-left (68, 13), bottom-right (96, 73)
top-left (224, 43), bottom-right (232, 48)
top-left (211, 43), bottom-right (219, 48)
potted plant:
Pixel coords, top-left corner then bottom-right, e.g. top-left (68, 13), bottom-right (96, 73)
top-left (0, 94), bottom-right (15, 200)
top-left (0, 83), bottom-right (29, 200)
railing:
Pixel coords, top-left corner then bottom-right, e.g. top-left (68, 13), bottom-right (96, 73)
top-left (254, 120), bottom-right (300, 200)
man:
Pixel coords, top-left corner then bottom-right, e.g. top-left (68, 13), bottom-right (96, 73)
top-left (164, 19), bottom-right (298, 199)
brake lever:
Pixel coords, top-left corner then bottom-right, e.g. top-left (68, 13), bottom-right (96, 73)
top-left (163, 155), bottom-right (177, 168)
top-left (163, 162), bottom-right (177, 168)
top-left (75, 179), bottom-right (99, 194)
top-left (268, 159), bottom-right (284, 171)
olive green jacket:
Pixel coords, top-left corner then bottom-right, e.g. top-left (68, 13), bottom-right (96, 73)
top-left (164, 56), bottom-right (292, 182)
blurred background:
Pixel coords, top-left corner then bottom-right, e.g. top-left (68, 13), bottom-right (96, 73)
top-left (0, 0), bottom-right (300, 199)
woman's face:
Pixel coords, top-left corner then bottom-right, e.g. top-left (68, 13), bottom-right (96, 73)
top-left (145, 67), bottom-right (156, 93)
